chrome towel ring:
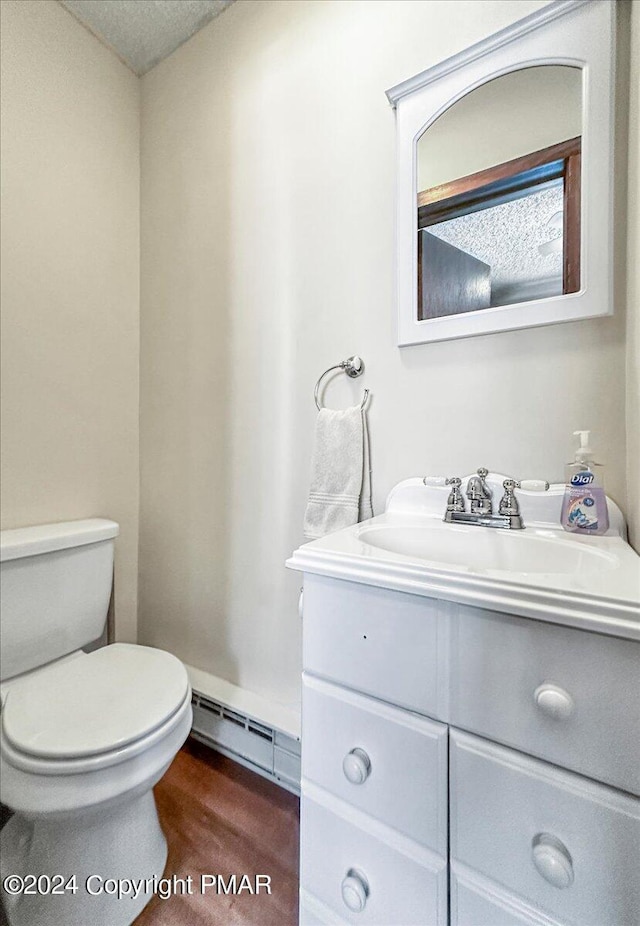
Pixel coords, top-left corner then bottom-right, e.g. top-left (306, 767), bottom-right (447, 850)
top-left (314, 355), bottom-right (369, 411)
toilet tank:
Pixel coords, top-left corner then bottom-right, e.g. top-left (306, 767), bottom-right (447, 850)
top-left (0, 519), bottom-right (119, 682)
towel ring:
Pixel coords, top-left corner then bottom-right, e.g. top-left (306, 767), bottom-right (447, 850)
top-left (314, 355), bottom-right (369, 411)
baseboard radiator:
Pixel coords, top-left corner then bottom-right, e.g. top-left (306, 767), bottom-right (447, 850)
top-left (190, 691), bottom-right (301, 795)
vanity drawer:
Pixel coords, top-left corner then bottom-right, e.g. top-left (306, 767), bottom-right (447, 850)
top-left (300, 785), bottom-right (448, 926)
top-left (302, 575), bottom-right (446, 718)
top-left (449, 605), bottom-right (640, 793)
top-left (451, 863), bottom-right (565, 926)
top-left (450, 730), bottom-right (640, 926)
top-left (300, 888), bottom-right (349, 926)
top-left (302, 674), bottom-right (448, 854)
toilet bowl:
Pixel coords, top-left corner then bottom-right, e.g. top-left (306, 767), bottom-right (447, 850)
top-left (0, 644), bottom-right (192, 926)
top-left (0, 521), bottom-right (193, 926)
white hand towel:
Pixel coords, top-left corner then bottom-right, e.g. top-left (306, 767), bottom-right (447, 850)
top-left (303, 405), bottom-right (373, 540)
top-left (360, 409), bottom-right (373, 524)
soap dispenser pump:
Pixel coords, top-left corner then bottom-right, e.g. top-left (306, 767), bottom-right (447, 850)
top-left (561, 430), bottom-right (609, 535)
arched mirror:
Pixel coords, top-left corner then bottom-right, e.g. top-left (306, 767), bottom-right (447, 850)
top-left (417, 66), bottom-right (582, 318)
top-left (387, 0), bottom-right (615, 346)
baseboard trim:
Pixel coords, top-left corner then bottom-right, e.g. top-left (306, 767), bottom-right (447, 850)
top-left (188, 680), bottom-right (301, 795)
top-left (190, 731), bottom-right (300, 796)
top-left (185, 664), bottom-right (301, 738)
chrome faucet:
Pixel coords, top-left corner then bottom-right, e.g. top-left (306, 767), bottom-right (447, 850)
top-left (443, 468), bottom-right (548, 530)
top-left (466, 467), bottom-right (493, 516)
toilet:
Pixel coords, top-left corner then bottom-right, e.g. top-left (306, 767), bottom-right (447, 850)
top-left (0, 519), bottom-right (192, 926)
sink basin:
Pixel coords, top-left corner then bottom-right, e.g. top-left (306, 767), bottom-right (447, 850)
top-left (358, 524), bottom-right (618, 576)
top-left (288, 475), bottom-right (640, 638)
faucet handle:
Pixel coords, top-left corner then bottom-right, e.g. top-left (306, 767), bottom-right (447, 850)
top-left (518, 479), bottom-right (550, 492)
top-left (477, 467), bottom-right (489, 479)
top-left (499, 478), bottom-right (520, 516)
top-left (445, 477), bottom-right (465, 513)
top-left (499, 478), bottom-right (549, 520)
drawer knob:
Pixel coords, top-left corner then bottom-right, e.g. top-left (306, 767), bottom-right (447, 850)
top-left (343, 748), bottom-right (371, 784)
top-left (341, 869), bottom-right (369, 912)
top-left (532, 833), bottom-right (574, 889)
top-left (534, 683), bottom-right (574, 720)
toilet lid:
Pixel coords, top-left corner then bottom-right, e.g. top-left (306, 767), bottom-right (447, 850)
top-left (2, 644), bottom-right (190, 759)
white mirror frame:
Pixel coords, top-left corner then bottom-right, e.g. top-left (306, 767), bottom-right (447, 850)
top-left (387, 0), bottom-right (615, 347)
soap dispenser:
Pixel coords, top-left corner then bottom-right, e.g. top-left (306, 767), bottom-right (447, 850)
top-left (561, 430), bottom-right (609, 535)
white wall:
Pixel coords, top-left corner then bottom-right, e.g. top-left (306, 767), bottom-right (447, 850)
top-left (1, 0), bottom-right (633, 699)
top-left (139, 0), bottom-right (630, 709)
top-left (0, 0), bottom-right (140, 642)
top-left (627, 0), bottom-right (640, 550)
top-left (417, 64), bottom-right (583, 191)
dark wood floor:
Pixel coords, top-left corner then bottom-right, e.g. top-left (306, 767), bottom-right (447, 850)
top-left (135, 738), bottom-right (300, 926)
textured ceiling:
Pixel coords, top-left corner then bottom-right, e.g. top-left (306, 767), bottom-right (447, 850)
top-left (428, 184), bottom-right (565, 300)
top-left (59, 0), bottom-right (234, 75)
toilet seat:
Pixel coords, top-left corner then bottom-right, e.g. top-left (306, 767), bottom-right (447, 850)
top-left (0, 688), bottom-right (192, 779)
top-left (2, 643), bottom-right (189, 764)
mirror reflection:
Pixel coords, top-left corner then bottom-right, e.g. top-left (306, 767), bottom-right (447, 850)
top-left (416, 66), bottom-right (582, 320)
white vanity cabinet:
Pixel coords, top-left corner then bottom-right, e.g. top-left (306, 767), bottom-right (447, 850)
top-left (297, 573), bottom-right (640, 926)
top-left (299, 575), bottom-right (449, 926)
top-left (450, 731), bottom-right (640, 926)
top-left (448, 604), bottom-right (640, 794)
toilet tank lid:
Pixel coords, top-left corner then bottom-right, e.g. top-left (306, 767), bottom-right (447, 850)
top-left (0, 519), bottom-right (119, 562)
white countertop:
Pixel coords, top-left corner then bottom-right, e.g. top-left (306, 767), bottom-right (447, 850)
top-left (288, 477), bottom-right (640, 641)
